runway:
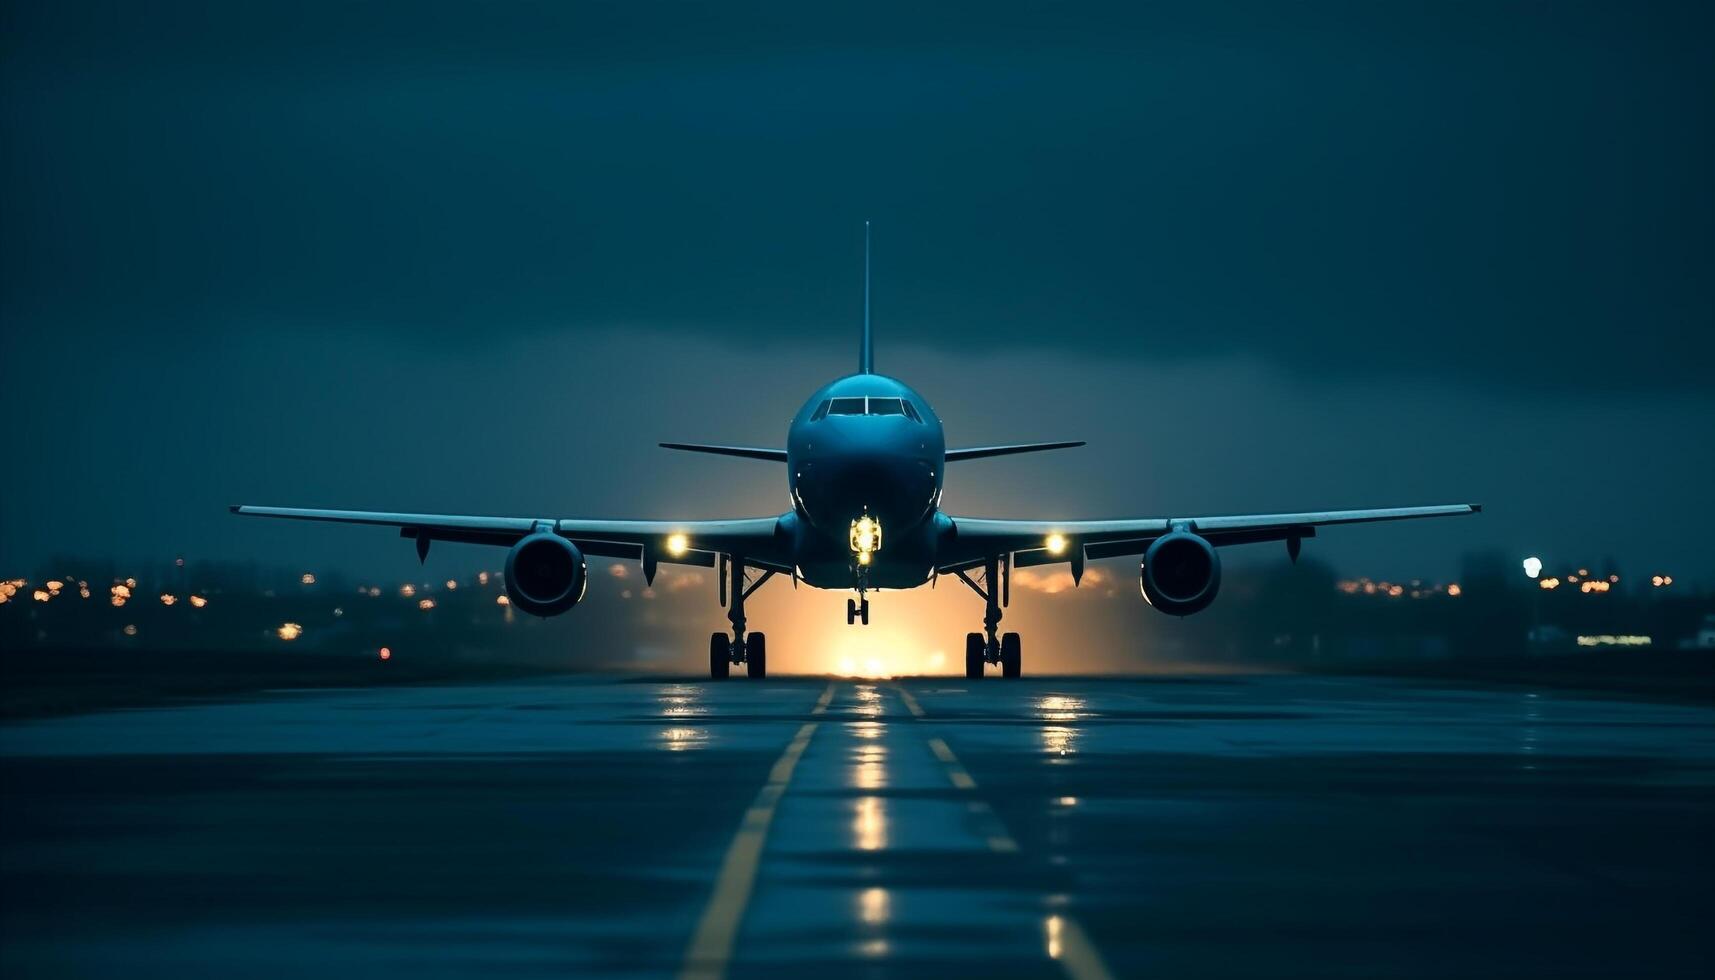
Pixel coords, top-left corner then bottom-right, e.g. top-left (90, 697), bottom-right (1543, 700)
top-left (3, 674), bottom-right (1712, 978)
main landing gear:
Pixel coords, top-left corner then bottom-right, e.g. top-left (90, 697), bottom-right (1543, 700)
top-left (954, 555), bottom-right (1022, 679)
top-left (846, 596), bottom-right (870, 625)
top-left (711, 555), bottom-right (774, 680)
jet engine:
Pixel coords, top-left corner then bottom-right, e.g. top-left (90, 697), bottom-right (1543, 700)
top-left (1139, 531), bottom-right (1221, 616)
top-left (504, 532), bottom-right (587, 617)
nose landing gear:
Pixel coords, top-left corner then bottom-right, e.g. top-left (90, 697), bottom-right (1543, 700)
top-left (954, 555), bottom-right (1023, 679)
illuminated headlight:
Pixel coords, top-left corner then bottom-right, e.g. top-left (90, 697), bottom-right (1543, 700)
top-left (850, 515), bottom-right (882, 560)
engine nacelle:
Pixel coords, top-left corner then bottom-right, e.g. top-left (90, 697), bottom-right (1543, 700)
top-left (504, 532), bottom-right (587, 617)
top-left (1140, 531), bottom-right (1221, 616)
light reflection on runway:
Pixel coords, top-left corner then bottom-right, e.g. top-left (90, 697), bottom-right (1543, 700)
top-left (5, 675), bottom-right (1713, 979)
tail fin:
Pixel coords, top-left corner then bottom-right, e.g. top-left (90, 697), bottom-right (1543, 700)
top-left (859, 221), bottom-right (873, 374)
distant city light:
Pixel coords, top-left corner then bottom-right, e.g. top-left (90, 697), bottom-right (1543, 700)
top-left (46, 579), bottom-right (65, 593)
top-left (277, 622), bottom-right (303, 641)
top-left (111, 595), bottom-right (126, 607)
top-left (125, 578), bottom-right (137, 589)
top-left (445, 579), bottom-right (458, 590)
top-left (160, 593), bottom-right (177, 606)
top-left (478, 571), bottom-right (491, 586)
top-left (1447, 583), bottom-right (1462, 597)
top-left (400, 584), bottom-right (416, 597)
top-left (332, 606), bottom-right (343, 617)
top-left (496, 594), bottom-right (510, 606)
top-left (300, 573), bottom-right (316, 585)
top-left (368, 586), bottom-right (382, 597)
top-left (32, 589), bottom-right (50, 602)
top-left (123, 624), bottom-right (137, 636)
top-left (189, 595), bottom-right (208, 608)
top-left (1577, 635), bottom-right (1651, 647)
top-left (175, 557), bottom-right (185, 567)
top-left (1579, 579), bottom-right (1612, 594)
top-left (418, 598), bottom-right (436, 610)
top-left (1539, 577), bottom-right (1561, 590)
top-left (1522, 557), bottom-right (1542, 579)
top-left (111, 584), bottom-right (131, 599)
top-left (379, 647), bottom-right (392, 661)
top-left (666, 533), bottom-right (690, 557)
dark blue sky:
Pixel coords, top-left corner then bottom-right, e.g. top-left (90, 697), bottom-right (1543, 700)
top-left (3, 0), bottom-right (1711, 583)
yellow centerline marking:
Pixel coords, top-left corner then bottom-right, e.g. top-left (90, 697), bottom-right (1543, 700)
top-left (677, 681), bottom-right (835, 980)
top-left (897, 683), bottom-right (1117, 980)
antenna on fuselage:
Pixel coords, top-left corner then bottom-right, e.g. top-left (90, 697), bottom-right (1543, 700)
top-left (860, 221), bottom-right (873, 374)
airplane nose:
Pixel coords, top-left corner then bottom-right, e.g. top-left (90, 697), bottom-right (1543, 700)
top-left (801, 453), bottom-right (936, 531)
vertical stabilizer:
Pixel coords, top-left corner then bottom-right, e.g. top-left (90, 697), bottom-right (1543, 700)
top-left (860, 222), bottom-right (874, 374)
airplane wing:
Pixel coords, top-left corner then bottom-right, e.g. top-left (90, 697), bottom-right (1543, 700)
top-left (229, 505), bottom-right (790, 570)
top-left (939, 503), bottom-right (1480, 572)
top-left (944, 441), bottom-right (1085, 462)
top-left (658, 443), bottom-right (789, 462)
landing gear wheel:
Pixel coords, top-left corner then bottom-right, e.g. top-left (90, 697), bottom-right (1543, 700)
top-left (709, 632), bottom-right (730, 680)
top-left (860, 599), bottom-right (869, 625)
top-left (846, 598), bottom-right (857, 625)
top-left (965, 632), bottom-right (985, 679)
top-left (746, 633), bottom-right (767, 679)
top-left (1001, 632), bottom-right (1022, 679)
top-left (847, 597), bottom-right (871, 625)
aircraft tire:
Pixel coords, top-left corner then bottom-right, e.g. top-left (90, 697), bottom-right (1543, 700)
top-left (1001, 632), bottom-right (1022, 679)
top-left (965, 632), bottom-right (984, 679)
top-left (710, 632), bottom-right (731, 679)
top-left (747, 633), bottom-right (767, 679)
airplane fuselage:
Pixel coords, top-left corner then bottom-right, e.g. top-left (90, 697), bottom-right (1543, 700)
top-left (786, 373), bottom-right (948, 590)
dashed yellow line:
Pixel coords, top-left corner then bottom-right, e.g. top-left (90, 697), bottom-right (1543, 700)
top-left (902, 685), bottom-right (1116, 980)
top-left (677, 682), bottom-right (835, 980)
top-left (895, 685), bottom-right (926, 717)
top-left (1049, 914), bottom-right (1117, 980)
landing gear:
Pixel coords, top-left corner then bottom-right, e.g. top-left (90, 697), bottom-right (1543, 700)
top-left (709, 632), bottom-right (730, 680)
top-left (953, 555), bottom-right (1024, 678)
top-left (710, 555), bottom-right (775, 680)
top-left (746, 633), bottom-right (768, 679)
top-left (1001, 632), bottom-right (1021, 679)
top-left (846, 596), bottom-right (870, 625)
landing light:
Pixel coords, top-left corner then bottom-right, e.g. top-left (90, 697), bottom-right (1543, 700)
top-left (850, 515), bottom-right (882, 559)
top-left (1045, 534), bottom-right (1068, 556)
top-left (666, 533), bottom-right (690, 556)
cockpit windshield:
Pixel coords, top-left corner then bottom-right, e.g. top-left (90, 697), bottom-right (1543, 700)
top-left (810, 396), bottom-right (922, 422)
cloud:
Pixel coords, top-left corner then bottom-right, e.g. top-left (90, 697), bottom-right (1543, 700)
top-left (1013, 567), bottom-right (1111, 596)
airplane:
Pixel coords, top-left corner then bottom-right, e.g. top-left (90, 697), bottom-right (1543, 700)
top-left (233, 225), bottom-right (1479, 680)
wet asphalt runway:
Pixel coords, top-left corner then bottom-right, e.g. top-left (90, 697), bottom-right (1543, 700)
top-left (3, 675), bottom-right (1713, 979)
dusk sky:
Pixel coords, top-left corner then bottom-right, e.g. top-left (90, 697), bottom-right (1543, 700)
top-left (4, 0), bottom-right (1711, 587)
